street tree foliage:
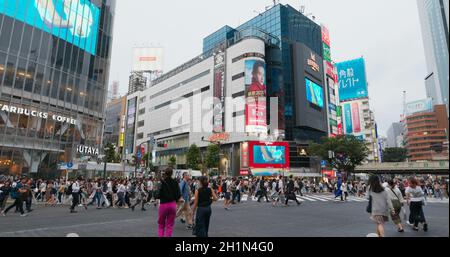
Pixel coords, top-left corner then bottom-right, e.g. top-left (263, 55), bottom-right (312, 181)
top-left (205, 144), bottom-right (220, 169)
top-left (169, 156), bottom-right (177, 168)
top-left (382, 147), bottom-right (408, 162)
top-left (105, 143), bottom-right (117, 163)
top-left (142, 153), bottom-right (150, 167)
top-left (186, 144), bottom-right (202, 170)
top-left (309, 135), bottom-right (370, 174)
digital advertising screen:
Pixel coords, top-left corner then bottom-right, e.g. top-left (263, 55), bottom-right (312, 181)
top-left (248, 141), bottom-right (290, 169)
top-left (0, 0), bottom-right (101, 55)
top-left (305, 78), bottom-right (324, 108)
top-left (245, 60), bottom-right (267, 134)
top-left (336, 58), bottom-right (368, 102)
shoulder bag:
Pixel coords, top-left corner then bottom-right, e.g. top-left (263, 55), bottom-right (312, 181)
top-left (366, 192), bottom-right (372, 213)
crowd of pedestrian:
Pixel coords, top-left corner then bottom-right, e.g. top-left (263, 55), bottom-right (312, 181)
top-left (0, 172), bottom-right (447, 237)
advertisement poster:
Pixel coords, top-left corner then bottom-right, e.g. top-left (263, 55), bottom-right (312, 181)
top-left (344, 103), bottom-right (353, 134)
top-left (305, 78), bottom-right (324, 108)
top-left (245, 60), bottom-right (267, 134)
top-left (336, 58), bottom-right (369, 102)
top-left (0, 0), bottom-right (101, 55)
top-left (248, 141), bottom-right (290, 169)
top-left (351, 102), bottom-right (361, 133)
top-left (213, 51), bottom-right (226, 133)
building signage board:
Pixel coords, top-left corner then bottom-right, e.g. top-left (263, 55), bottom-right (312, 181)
top-left (323, 43), bottom-right (332, 63)
top-left (213, 51), bottom-right (226, 133)
top-left (245, 60), bottom-right (267, 134)
top-left (0, 104), bottom-right (78, 125)
top-left (321, 25), bottom-right (331, 47)
top-left (132, 47), bottom-right (164, 72)
top-left (307, 53), bottom-right (321, 73)
top-left (0, 0), bottom-right (101, 55)
top-left (241, 142), bottom-right (249, 169)
top-left (337, 58), bottom-right (369, 102)
top-left (77, 145), bottom-right (99, 156)
top-left (405, 98), bottom-right (433, 116)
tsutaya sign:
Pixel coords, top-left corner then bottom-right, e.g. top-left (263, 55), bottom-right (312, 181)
top-left (77, 145), bottom-right (99, 156)
top-left (0, 104), bottom-right (77, 125)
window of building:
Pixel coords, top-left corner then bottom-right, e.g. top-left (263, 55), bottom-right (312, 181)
top-left (138, 108), bottom-right (146, 115)
top-left (137, 120), bottom-right (145, 127)
top-left (137, 133), bottom-right (144, 140)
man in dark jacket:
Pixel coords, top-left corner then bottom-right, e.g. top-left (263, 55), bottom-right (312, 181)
top-left (257, 178), bottom-right (269, 203)
top-left (285, 176), bottom-right (301, 206)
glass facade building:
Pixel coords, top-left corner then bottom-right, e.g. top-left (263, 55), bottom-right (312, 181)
top-left (203, 4), bottom-right (323, 142)
top-left (417, 0), bottom-right (449, 114)
top-left (0, 0), bottom-right (116, 178)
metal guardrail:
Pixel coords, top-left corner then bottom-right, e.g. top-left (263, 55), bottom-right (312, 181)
top-left (355, 161), bottom-right (449, 172)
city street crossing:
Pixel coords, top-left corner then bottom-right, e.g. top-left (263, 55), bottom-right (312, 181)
top-left (0, 196), bottom-right (448, 237)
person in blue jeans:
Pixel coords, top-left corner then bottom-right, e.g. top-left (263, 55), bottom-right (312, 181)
top-left (177, 173), bottom-right (193, 229)
top-left (192, 176), bottom-right (218, 237)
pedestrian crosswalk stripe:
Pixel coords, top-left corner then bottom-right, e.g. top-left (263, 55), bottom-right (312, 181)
top-left (298, 196), bottom-right (317, 202)
top-left (215, 194), bottom-right (447, 203)
top-left (304, 195), bottom-right (328, 202)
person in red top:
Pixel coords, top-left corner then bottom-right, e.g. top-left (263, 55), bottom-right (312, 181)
top-left (247, 61), bottom-right (266, 97)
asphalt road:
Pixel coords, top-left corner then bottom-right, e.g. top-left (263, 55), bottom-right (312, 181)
top-left (0, 195), bottom-right (448, 237)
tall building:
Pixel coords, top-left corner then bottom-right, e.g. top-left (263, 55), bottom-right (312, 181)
top-left (337, 58), bottom-right (381, 162)
top-left (128, 71), bottom-right (147, 94)
top-left (417, 0), bottom-right (449, 114)
top-left (125, 4), bottom-right (326, 177)
top-left (321, 25), bottom-right (340, 137)
top-left (0, 0), bottom-right (116, 178)
top-left (386, 122), bottom-right (404, 148)
top-left (104, 96), bottom-right (127, 156)
top-left (405, 100), bottom-right (449, 161)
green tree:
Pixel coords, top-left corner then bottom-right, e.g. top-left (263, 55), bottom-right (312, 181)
top-left (104, 143), bottom-right (116, 163)
top-left (168, 156), bottom-right (177, 168)
top-left (205, 144), bottom-right (220, 170)
top-left (382, 147), bottom-right (408, 162)
top-left (309, 135), bottom-right (370, 174)
top-left (142, 153), bottom-right (150, 167)
top-left (186, 144), bottom-right (202, 170)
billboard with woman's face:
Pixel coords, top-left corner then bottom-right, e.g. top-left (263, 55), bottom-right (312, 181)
top-left (245, 60), bottom-right (267, 134)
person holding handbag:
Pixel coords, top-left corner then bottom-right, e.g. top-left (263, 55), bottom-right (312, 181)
top-left (386, 180), bottom-right (405, 233)
top-left (155, 168), bottom-right (182, 237)
top-left (192, 176), bottom-right (218, 237)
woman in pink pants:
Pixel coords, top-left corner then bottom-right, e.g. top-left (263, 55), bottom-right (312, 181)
top-left (155, 168), bottom-right (182, 237)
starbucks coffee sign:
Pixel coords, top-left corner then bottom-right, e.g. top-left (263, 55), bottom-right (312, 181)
top-left (77, 145), bottom-right (99, 156)
top-left (0, 104), bottom-right (77, 125)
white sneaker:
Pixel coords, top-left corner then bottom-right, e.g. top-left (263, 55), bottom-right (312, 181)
top-left (20, 213), bottom-right (28, 217)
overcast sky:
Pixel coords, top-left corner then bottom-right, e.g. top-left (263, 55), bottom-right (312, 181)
top-left (108, 0), bottom-right (428, 136)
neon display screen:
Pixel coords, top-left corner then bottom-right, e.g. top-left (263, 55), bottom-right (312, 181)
top-left (248, 141), bottom-right (290, 169)
top-left (305, 78), bottom-right (324, 108)
top-left (0, 0), bottom-right (100, 55)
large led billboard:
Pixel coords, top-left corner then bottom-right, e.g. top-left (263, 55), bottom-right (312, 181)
top-left (305, 78), bottom-right (324, 108)
top-left (337, 58), bottom-right (368, 102)
top-left (245, 60), bottom-right (267, 134)
top-left (0, 0), bottom-right (101, 55)
top-left (248, 141), bottom-right (290, 169)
